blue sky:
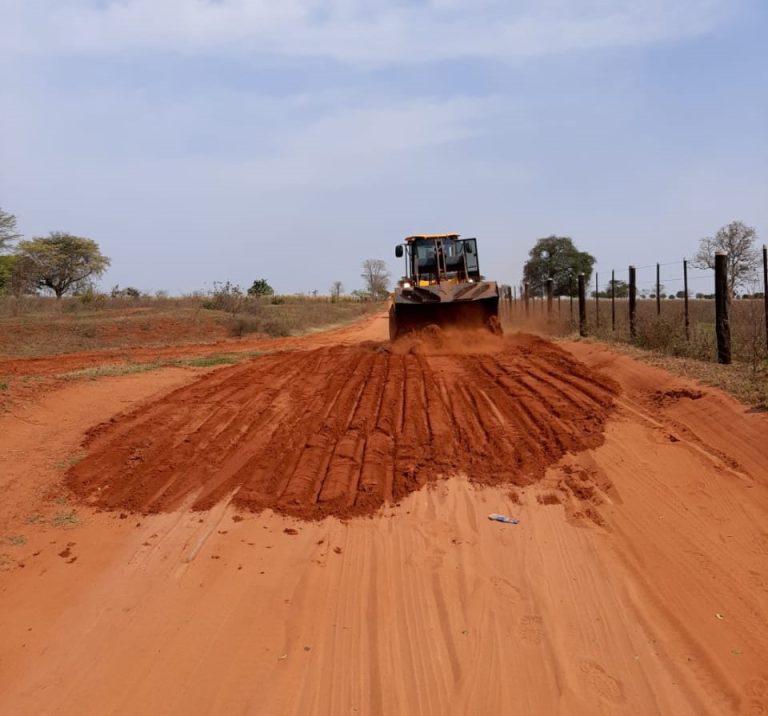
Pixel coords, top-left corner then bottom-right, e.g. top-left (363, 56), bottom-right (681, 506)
top-left (1, 0), bottom-right (766, 295)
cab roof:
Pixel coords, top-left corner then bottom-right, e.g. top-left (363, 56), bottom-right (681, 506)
top-left (404, 234), bottom-right (460, 242)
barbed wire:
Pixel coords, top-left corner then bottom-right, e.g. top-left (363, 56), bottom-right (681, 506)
top-left (632, 260), bottom-right (691, 270)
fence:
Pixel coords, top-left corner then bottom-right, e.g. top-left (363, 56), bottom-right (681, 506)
top-left (499, 246), bottom-right (768, 367)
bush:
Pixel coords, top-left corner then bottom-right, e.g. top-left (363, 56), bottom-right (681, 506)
top-left (204, 281), bottom-right (246, 315)
top-left (77, 286), bottom-right (107, 305)
top-left (247, 278), bottom-right (274, 297)
top-left (230, 315), bottom-right (263, 337)
top-left (111, 285), bottom-right (141, 299)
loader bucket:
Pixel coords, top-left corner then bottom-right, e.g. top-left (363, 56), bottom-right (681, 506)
top-left (389, 295), bottom-right (499, 340)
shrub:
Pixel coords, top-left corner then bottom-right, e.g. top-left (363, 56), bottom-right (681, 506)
top-left (205, 281), bottom-right (246, 315)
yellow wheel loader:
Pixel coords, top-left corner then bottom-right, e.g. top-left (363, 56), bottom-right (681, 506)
top-left (390, 234), bottom-right (500, 340)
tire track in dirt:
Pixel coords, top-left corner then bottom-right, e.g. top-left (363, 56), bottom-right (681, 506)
top-left (66, 334), bottom-right (618, 519)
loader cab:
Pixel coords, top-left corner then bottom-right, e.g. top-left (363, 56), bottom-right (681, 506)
top-left (396, 234), bottom-right (481, 286)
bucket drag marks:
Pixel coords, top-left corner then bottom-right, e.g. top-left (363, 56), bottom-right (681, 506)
top-left (67, 335), bottom-right (618, 520)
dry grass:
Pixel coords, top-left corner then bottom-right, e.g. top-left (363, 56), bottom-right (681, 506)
top-left (503, 297), bottom-right (768, 410)
top-left (228, 299), bottom-right (382, 338)
top-left (575, 338), bottom-right (767, 411)
top-left (0, 305), bottom-right (226, 357)
top-left (507, 297), bottom-right (767, 364)
top-left (0, 295), bottom-right (384, 358)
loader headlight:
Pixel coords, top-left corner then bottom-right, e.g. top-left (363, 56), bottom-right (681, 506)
top-left (402, 281), bottom-right (412, 289)
top-left (468, 278), bottom-right (475, 283)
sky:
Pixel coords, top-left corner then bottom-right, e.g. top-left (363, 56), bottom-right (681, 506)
top-left (1, 0), bottom-right (767, 295)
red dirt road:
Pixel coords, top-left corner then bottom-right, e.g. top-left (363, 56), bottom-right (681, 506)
top-left (1, 313), bottom-right (767, 714)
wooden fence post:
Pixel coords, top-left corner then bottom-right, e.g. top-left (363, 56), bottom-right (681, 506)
top-left (524, 282), bottom-right (530, 317)
top-left (569, 274), bottom-right (574, 329)
top-left (683, 258), bottom-right (690, 341)
top-left (715, 251), bottom-right (731, 364)
top-left (546, 278), bottom-right (554, 317)
top-left (595, 272), bottom-right (600, 329)
top-left (578, 273), bottom-right (587, 337)
top-left (629, 265), bottom-right (637, 340)
top-left (611, 268), bottom-right (616, 331)
top-left (656, 262), bottom-right (661, 315)
top-left (763, 245), bottom-right (768, 352)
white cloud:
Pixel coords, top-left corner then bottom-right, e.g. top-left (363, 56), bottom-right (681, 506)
top-left (1, 76), bottom-right (513, 188)
top-left (202, 95), bottom-right (529, 189)
top-left (1, 0), bottom-right (735, 64)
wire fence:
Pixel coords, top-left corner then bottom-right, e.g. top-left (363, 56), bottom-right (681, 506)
top-left (501, 249), bottom-right (768, 368)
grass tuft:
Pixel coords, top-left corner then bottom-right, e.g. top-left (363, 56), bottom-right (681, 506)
top-left (59, 361), bottom-right (169, 381)
top-left (181, 354), bottom-right (241, 368)
top-left (54, 450), bottom-right (87, 471)
top-left (54, 351), bottom-right (267, 382)
top-left (50, 511), bottom-right (80, 528)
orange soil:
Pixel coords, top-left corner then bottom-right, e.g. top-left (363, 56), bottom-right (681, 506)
top-left (1, 312), bottom-right (767, 714)
top-left (66, 331), bottom-right (616, 519)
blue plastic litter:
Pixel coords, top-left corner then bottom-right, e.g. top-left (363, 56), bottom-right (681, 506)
top-left (488, 513), bottom-right (520, 525)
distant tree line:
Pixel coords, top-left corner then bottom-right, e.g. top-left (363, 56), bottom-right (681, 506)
top-left (1, 205), bottom-right (392, 302)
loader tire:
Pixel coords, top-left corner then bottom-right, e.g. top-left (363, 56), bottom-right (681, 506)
top-left (388, 305), bottom-right (398, 341)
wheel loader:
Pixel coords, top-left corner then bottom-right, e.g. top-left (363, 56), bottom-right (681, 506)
top-left (389, 234), bottom-right (500, 340)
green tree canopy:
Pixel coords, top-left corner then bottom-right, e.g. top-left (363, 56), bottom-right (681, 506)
top-left (0, 255), bottom-right (20, 294)
top-left (17, 232), bottom-right (110, 299)
top-left (593, 279), bottom-right (629, 298)
top-left (522, 236), bottom-right (595, 296)
top-left (0, 207), bottom-right (21, 252)
top-left (247, 278), bottom-right (274, 297)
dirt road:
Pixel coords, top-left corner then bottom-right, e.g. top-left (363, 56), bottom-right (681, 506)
top-left (1, 313), bottom-right (766, 714)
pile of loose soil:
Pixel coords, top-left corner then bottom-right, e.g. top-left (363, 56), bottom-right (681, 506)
top-left (66, 334), bottom-right (618, 520)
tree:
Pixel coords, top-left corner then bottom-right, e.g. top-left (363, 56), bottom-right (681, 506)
top-left (330, 280), bottom-right (344, 301)
top-left (16, 232), bottom-right (110, 299)
top-left (0, 255), bottom-right (19, 294)
top-left (361, 259), bottom-right (390, 300)
top-left (592, 279), bottom-right (628, 298)
top-left (5, 255), bottom-right (39, 297)
top-left (247, 278), bottom-right (274, 297)
top-left (608, 279), bottom-right (629, 298)
top-left (522, 236), bottom-right (595, 296)
top-left (0, 207), bottom-right (21, 252)
top-left (693, 221), bottom-right (759, 298)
